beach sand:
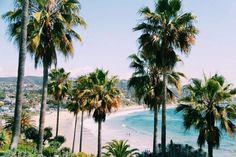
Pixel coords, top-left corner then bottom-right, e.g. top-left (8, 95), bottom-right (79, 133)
top-left (33, 105), bottom-right (149, 154)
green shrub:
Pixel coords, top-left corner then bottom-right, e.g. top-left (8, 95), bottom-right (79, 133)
top-left (166, 141), bottom-right (206, 157)
top-left (42, 140), bottom-right (62, 157)
top-left (58, 147), bottom-right (72, 157)
top-left (25, 127), bottom-right (39, 143)
top-left (0, 131), bottom-right (10, 151)
top-left (138, 150), bottom-right (152, 157)
top-left (71, 152), bottom-right (95, 157)
top-left (52, 135), bottom-right (66, 145)
top-left (0, 151), bottom-right (5, 156)
top-left (4, 149), bottom-right (42, 157)
top-left (49, 141), bottom-right (61, 148)
top-left (18, 140), bottom-right (37, 153)
top-left (43, 146), bottom-right (58, 157)
top-left (25, 127), bottom-right (59, 145)
top-left (137, 141), bottom-right (207, 157)
top-left (43, 127), bottom-right (53, 144)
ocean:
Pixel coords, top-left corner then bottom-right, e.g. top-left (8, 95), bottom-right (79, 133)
top-left (105, 108), bottom-right (236, 157)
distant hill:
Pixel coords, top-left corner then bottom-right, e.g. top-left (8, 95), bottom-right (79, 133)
top-left (117, 79), bottom-right (132, 95)
top-left (0, 76), bottom-right (129, 89)
top-left (0, 76), bottom-right (133, 96)
top-left (117, 79), bottom-right (128, 92)
top-left (0, 76), bottom-right (137, 103)
top-left (0, 76), bottom-right (43, 86)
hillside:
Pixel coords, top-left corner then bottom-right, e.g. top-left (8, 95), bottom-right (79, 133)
top-left (0, 76), bottom-right (43, 86)
top-left (0, 76), bottom-right (137, 105)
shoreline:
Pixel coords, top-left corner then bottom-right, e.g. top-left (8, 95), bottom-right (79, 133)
top-left (32, 104), bottom-right (147, 153)
top-left (33, 104), bottom-right (178, 154)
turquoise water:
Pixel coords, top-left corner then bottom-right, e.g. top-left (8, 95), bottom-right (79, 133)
top-left (106, 108), bottom-right (236, 157)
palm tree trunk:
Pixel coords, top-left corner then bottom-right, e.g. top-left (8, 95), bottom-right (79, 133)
top-left (72, 113), bottom-right (78, 153)
top-left (10, 0), bottom-right (29, 150)
top-left (153, 104), bottom-right (158, 155)
top-left (55, 101), bottom-right (60, 137)
top-left (97, 120), bottom-right (102, 157)
top-left (37, 63), bottom-right (49, 153)
top-left (79, 110), bottom-right (84, 152)
top-left (161, 72), bottom-right (167, 157)
top-left (208, 115), bottom-right (214, 157)
top-left (208, 143), bottom-right (213, 157)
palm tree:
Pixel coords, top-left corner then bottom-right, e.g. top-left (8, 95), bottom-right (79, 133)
top-left (79, 110), bottom-right (85, 152)
top-left (3, 0), bottom-right (86, 153)
top-left (67, 95), bottom-right (81, 153)
top-left (102, 140), bottom-right (138, 157)
top-left (28, 1), bottom-right (85, 152)
top-left (3, 0), bottom-right (29, 149)
top-left (4, 111), bottom-right (35, 134)
top-left (128, 53), bottom-right (160, 156)
top-left (176, 74), bottom-right (236, 157)
top-left (67, 75), bottom-right (92, 153)
top-left (73, 75), bottom-right (92, 152)
top-left (48, 68), bottom-right (71, 137)
top-left (88, 69), bottom-right (121, 157)
top-left (134, 0), bottom-right (198, 155)
top-left (128, 53), bottom-right (184, 155)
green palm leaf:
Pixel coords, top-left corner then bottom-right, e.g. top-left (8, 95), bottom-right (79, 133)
top-left (177, 74), bottom-right (236, 156)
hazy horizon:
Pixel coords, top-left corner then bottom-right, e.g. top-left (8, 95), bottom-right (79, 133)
top-left (1, 0), bottom-right (236, 85)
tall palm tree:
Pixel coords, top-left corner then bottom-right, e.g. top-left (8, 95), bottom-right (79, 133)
top-left (79, 110), bottom-right (84, 152)
top-left (48, 68), bottom-right (71, 137)
top-left (134, 0), bottom-right (198, 155)
top-left (3, 0), bottom-right (29, 149)
top-left (4, 0), bottom-right (86, 153)
top-left (67, 75), bottom-right (92, 153)
top-left (128, 53), bottom-right (184, 155)
top-left (88, 69), bottom-right (121, 157)
top-left (102, 140), bottom-right (138, 157)
top-left (74, 75), bottom-right (92, 152)
top-left (29, 1), bottom-right (85, 152)
top-left (67, 95), bottom-right (81, 153)
top-left (176, 74), bottom-right (236, 157)
top-left (128, 53), bottom-right (160, 156)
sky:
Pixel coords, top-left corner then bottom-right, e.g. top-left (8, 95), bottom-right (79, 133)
top-left (0, 0), bottom-right (236, 85)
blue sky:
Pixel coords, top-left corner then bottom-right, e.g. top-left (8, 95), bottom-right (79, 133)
top-left (0, 0), bottom-right (236, 85)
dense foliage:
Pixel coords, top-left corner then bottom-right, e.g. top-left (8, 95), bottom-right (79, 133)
top-left (103, 140), bottom-right (138, 157)
top-left (177, 74), bottom-right (236, 157)
top-left (0, 131), bottom-right (10, 151)
top-left (138, 141), bottom-right (206, 157)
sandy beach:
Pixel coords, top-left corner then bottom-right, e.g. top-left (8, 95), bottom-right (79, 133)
top-left (33, 105), bottom-right (149, 154)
